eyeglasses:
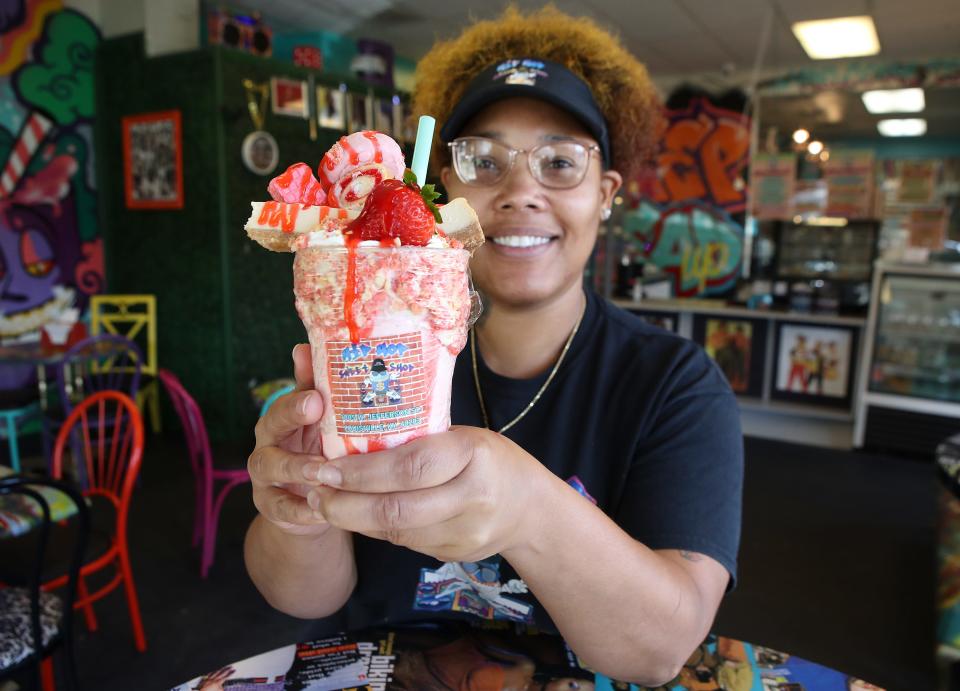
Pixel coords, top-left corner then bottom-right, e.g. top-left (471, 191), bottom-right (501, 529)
top-left (448, 136), bottom-right (600, 189)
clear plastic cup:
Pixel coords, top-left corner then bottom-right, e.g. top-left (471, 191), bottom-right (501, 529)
top-left (293, 245), bottom-right (475, 457)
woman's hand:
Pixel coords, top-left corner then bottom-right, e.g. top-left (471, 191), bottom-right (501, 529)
top-left (248, 344), bottom-right (330, 536)
top-left (308, 426), bottom-right (550, 563)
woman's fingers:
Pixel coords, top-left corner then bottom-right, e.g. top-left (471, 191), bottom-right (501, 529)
top-left (248, 444), bottom-right (333, 486)
top-left (254, 388), bottom-right (323, 447)
top-left (313, 483), bottom-right (468, 537)
top-left (292, 343), bottom-right (315, 390)
top-left (317, 430), bottom-right (475, 493)
top-left (253, 484), bottom-right (328, 529)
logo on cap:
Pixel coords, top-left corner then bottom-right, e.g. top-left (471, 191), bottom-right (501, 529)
top-left (494, 59), bottom-right (548, 87)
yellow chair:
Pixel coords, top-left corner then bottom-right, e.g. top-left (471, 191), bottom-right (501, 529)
top-left (89, 294), bottom-right (161, 433)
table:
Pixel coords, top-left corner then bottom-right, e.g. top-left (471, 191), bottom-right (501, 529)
top-left (0, 336), bottom-right (130, 411)
top-left (0, 467), bottom-right (81, 539)
top-left (170, 619), bottom-right (885, 690)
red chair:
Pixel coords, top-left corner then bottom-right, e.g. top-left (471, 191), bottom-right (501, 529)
top-left (158, 369), bottom-right (250, 578)
top-left (48, 390), bottom-right (147, 653)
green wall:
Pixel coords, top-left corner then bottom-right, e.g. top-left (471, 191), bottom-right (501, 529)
top-left (96, 35), bottom-right (368, 441)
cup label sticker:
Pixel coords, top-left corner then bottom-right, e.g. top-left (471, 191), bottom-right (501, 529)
top-left (326, 332), bottom-right (429, 436)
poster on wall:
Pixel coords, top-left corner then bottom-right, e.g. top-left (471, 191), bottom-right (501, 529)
top-left (793, 179), bottom-right (828, 216)
top-left (908, 206), bottom-right (948, 249)
top-left (122, 110), bottom-right (183, 210)
top-left (317, 85), bottom-right (345, 130)
top-left (374, 97), bottom-right (393, 136)
top-left (270, 77), bottom-right (308, 118)
top-left (823, 151), bottom-right (875, 219)
top-left (346, 92), bottom-right (372, 132)
top-left (896, 160), bottom-right (940, 204)
top-left (693, 315), bottom-right (766, 398)
top-left (750, 153), bottom-right (796, 220)
top-left (772, 322), bottom-right (857, 408)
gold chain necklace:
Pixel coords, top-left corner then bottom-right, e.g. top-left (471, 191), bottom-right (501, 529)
top-left (471, 300), bottom-right (586, 434)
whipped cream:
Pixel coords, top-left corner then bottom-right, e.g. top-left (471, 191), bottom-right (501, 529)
top-left (297, 229), bottom-right (452, 250)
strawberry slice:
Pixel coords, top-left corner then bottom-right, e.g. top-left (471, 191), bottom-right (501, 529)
top-left (346, 172), bottom-right (440, 246)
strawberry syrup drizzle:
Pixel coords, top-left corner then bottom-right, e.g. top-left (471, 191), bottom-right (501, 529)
top-left (340, 136), bottom-right (361, 165)
top-left (257, 201), bottom-right (300, 233)
top-left (363, 131), bottom-right (383, 163)
top-left (273, 166), bottom-right (296, 189)
top-left (343, 232), bottom-right (361, 344)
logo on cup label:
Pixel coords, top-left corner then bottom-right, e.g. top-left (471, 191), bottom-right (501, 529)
top-left (326, 332), bottom-right (429, 436)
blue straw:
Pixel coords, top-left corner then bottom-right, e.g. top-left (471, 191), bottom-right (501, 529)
top-left (411, 115), bottom-right (436, 187)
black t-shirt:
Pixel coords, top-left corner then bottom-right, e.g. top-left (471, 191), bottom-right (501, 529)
top-left (339, 289), bottom-right (743, 633)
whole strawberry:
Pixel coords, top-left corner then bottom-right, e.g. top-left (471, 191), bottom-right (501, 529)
top-left (347, 171), bottom-right (442, 246)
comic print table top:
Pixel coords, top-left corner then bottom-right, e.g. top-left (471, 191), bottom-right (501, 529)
top-left (170, 619), bottom-right (885, 691)
top-left (0, 468), bottom-right (81, 539)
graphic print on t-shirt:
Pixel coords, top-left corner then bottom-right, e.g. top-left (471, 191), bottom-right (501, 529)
top-left (411, 477), bottom-right (597, 625)
top-left (413, 559), bottom-right (533, 623)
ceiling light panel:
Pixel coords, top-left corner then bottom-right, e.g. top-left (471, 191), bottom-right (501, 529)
top-left (862, 88), bottom-right (925, 114)
top-left (791, 15), bottom-right (881, 59)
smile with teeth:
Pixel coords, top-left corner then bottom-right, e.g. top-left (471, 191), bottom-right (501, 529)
top-left (490, 235), bottom-right (554, 248)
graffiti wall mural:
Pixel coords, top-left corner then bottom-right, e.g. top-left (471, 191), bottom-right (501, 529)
top-left (627, 88), bottom-right (750, 298)
top-left (0, 2), bottom-right (101, 387)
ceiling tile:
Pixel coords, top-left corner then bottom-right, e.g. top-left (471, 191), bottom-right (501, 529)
top-left (581, 0), bottom-right (703, 41)
top-left (642, 36), bottom-right (737, 74)
top-left (774, 0), bottom-right (870, 23)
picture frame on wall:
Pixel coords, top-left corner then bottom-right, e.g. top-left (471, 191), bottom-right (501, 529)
top-left (346, 91), bottom-right (372, 132)
top-left (392, 96), bottom-right (406, 144)
top-left (693, 315), bottom-right (767, 398)
top-left (317, 85), bottom-right (346, 130)
top-left (122, 110), bottom-right (183, 210)
top-left (373, 97), bottom-right (393, 136)
top-left (627, 309), bottom-right (679, 334)
top-left (270, 77), bottom-right (308, 117)
top-left (772, 321), bottom-right (858, 409)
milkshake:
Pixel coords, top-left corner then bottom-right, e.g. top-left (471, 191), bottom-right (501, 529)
top-left (245, 130), bottom-right (483, 456)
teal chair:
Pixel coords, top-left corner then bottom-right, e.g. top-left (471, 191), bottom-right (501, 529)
top-left (0, 401), bottom-right (41, 472)
top-left (259, 384), bottom-right (296, 418)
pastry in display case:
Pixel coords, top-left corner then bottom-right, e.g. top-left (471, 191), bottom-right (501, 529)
top-left (855, 262), bottom-right (960, 455)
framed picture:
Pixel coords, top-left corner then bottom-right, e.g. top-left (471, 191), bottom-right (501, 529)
top-left (373, 97), bottom-right (393, 136)
top-left (627, 309), bottom-right (679, 334)
top-left (122, 110), bottom-right (183, 210)
top-left (346, 92), bottom-right (372, 132)
top-left (392, 97), bottom-right (406, 143)
top-left (693, 315), bottom-right (767, 398)
top-left (270, 77), bottom-right (308, 117)
top-left (772, 321), bottom-right (858, 408)
top-left (317, 85), bottom-right (345, 130)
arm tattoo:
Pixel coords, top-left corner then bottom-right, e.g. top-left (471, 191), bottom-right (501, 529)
top-left (679, 550), bottom-right (702, 562)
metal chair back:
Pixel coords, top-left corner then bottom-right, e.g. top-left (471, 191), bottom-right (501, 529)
top-left (56, 334), bottom-right (143, 418)
top-left (0, 475), bottom-right (89, 690)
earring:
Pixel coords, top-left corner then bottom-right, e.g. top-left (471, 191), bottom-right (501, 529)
top-left (601, 207), bottom-right (612, 221)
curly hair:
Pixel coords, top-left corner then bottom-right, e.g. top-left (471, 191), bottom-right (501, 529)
top-left (412, 4), bottom-right (663, 181)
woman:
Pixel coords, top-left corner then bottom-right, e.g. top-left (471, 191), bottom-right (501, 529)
top-left (244, 7), bottom-right (742, 686)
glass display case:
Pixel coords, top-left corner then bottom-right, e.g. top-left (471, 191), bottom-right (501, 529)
top-left (855, 262), bottom-right (960, 452)
top-left (869, 275), bottom-right (960, 403)
top-left (775, 219), bottom-right (879, 282)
